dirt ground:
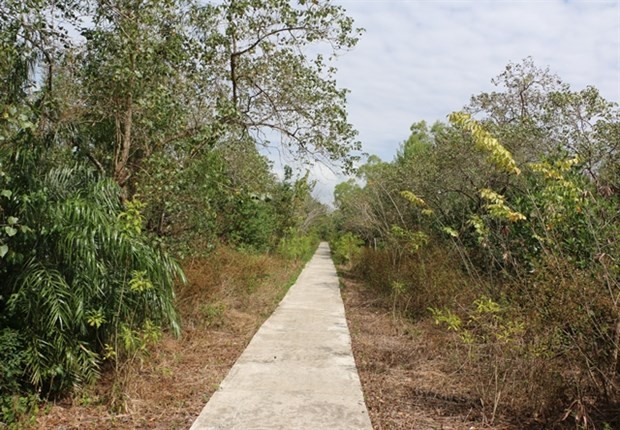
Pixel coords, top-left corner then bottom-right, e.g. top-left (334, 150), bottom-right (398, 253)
top-left (341, 275), bottom-right (518, 430)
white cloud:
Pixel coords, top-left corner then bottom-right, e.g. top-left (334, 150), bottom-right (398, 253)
top-left (308, 163), bottom-right (342, 206)
top-left (334, 0), bottom-right (620, 165)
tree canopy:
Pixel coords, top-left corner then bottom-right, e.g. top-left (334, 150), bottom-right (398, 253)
top-left (332, 59), bottom-right (620, 424)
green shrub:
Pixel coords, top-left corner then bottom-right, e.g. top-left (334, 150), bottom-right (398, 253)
top-left (226, 195), bottom-right (277, 253)
top-left (277, 230), bottom-right (319, 262)
top-left (331, 232), bottom-right (363, 265)
top-left (0, 150), bottom-right (183, 398)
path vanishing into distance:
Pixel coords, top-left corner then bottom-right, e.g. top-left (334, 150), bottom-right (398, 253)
top-left (190, 243), bottom-right (373, 430)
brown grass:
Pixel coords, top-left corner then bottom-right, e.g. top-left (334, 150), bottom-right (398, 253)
top-left (341, 273), bottom-right (518, 430)
top-left (36, 247), bottom-right (304, 430)
top-left (345, 246), bottom-right (620, 429)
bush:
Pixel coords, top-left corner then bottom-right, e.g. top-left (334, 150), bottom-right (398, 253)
top-left (0, 328), bottom-right (39, 427)
top-left (334, 109), bottom-right (619, 425)
top-left (331, 232), bottom-right (363, 265)
top-left (0, 150), bottom-right (183, 400)
top-left (277, 230), bottom-right (319, 262)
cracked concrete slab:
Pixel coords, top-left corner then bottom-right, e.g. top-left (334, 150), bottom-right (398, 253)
top-left (190, 243), bottom-right (372, 430)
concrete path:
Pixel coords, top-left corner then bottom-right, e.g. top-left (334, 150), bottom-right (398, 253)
top-left (190, 243), bottom-right (372, 430)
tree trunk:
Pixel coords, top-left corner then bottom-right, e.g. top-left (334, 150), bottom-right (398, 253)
top-left (114, 92), bottom-right (133, 199)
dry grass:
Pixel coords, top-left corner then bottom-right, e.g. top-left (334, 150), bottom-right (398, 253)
top-left (341, 273), bottom-right (518, 430)
top-left (36, 247), bottom-right (305, 430)
top-left (345, 246), bottom-right (620, 430)
top-left (34, 245), bottom-right (609, 429)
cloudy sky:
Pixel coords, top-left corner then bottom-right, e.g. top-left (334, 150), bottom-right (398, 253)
top-left (307, 0), bottom-right (620, 204)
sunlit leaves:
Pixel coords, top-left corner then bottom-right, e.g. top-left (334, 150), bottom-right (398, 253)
top-left (129, 270), bottom-right (154, 292)
top-left (86, 309), bottom-right (106, 329)
top-left (400, 191), bottom-right (427, 207)
top-left (442, 226), bottom-right (459, 238)
top-left (479, 188), bottom-right (526, 223)
top-left (118, 199), bottom-right (146, 236)
top-left (449, 112), bottom-right (521, 175)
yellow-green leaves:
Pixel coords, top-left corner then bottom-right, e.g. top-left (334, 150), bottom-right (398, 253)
top-left (86, 309), bottom-right (106, 328)
top-left (401, 190), bottom-right (426, 207)
top-left (429, 307), bottom-right (462, 331)
top-left (473, 295), bottom-right (502, 314)
top-left (449, 112), bottom-right (521, 175)
top-left (479, 188), bottom-right (526, 222)
top-left (118, 198), bottom-right (146, 236)
top-left (442, 226), bottom-right (460, 238)
top-left (129, 270), bottom-right (154, 292)
top-left (401, 190), bottom-right (433, 215)
top-left (431, 297), bottom-right (526, 346)
top-left (468, 214), bottom-right (489, 245)
top-left (530, 157), bottom-right (580, 180)
top-left (528, 157), bottom-right (583, 228)
top-left (390, 225), bottom-right (429, 252)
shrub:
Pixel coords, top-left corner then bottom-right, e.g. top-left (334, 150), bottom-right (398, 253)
top-left (0, 151), bottom-right (183, 400)
top-left (331, 232), bottom-right (363, 265)
top-left (277, 230), bottom-right (319, 262)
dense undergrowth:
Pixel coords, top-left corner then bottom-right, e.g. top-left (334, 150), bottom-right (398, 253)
top-left (33, 242), bottom-right (316, 429)
top-left (332, 60), bottom-right (619, 428)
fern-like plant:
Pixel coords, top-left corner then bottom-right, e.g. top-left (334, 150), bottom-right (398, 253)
top-left (0, 149), bottom-right (183, 396)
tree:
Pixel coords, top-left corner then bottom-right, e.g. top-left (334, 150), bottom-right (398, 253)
top-left (75, 0), bottom-right (198, 195)
top-left (332, 60), bottom-right (620, 422)
top-left (194, 0), bottom-right (363, 171)
top-left (1, 0), bottom-right (363, 412)
top-left (468, 57), bottom-right (620, 191)
top-left (55, 0), bottom-right (363, 246)
top-left (0, 0), bottom-right (183, 405)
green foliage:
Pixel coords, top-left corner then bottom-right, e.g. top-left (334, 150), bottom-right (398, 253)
top-left (0, 149), bottom-right (183, 398)
top-left (0, 0), bottom-right (362, 420)
top-left (204, 0), bottom-right (363, 171)
top-left (0, 329), bottom-right (36, 427)
top-left (199, 303), bottom-right (227, 328)
top-left (277, 230), bottom-right (320, 262)
top-left (429, 307), bottom-right (462, 332)
top-left (333, 59), bottom-right (620, 424)
top-left (0, 330), bottom-right (26, 396)
top-left (331, 232), bottom-right (363, 265)
top-left (389, 225), bottom-right (429, 254)
top-left (0, 392), bottom-right (39, 429)
top-left (136, 148), bottom-right (225, 256)
top-left (430, 297), bottom-right (526, 423)
top-left (450, 112), bottom-right (521, 175)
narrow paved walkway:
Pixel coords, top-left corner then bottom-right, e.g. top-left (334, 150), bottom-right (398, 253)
top-left (190, 243), bottom-right (372, 430)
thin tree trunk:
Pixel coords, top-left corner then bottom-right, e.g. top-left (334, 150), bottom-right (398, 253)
top-left (114, 92), bottom-right (133, 198)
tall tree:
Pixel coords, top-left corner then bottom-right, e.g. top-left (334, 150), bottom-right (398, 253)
top-left (77, 0), bottom-right (197, 195)
top-left (193, 0), bottom-right (363, 171)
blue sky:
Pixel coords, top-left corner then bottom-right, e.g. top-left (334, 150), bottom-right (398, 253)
top-left (306, 0), bottom-right (620, 203)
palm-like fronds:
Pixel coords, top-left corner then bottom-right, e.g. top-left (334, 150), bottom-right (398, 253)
top-left (1, 155), bottom-right (182, 395)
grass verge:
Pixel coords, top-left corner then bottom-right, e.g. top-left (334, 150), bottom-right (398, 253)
top-left (341, 272), bottom-right (517, 430)
top-left (35, 246), bottom-right (312, 429)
